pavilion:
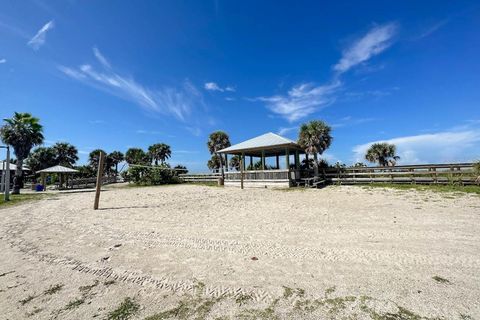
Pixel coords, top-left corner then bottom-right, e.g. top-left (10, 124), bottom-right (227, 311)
top-left (37, 165), bottom-right (79, 190)
top-left (218, 132), bottom-right (307, 188)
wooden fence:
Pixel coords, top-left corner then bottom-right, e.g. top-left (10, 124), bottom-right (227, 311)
top-left (66, 176), bottom-right (117, 189)
top-left (324, 163), bottom-right (478, 185)
top-left (179, 173), bottom-right (221, 183)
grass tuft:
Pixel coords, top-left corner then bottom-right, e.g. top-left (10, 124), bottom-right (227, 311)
top-left (65, 298), bottom-right (85, 310)
top-left (107, 297), bottom-right (140, 320)
top-left (432, 276), bottom-right (451, 284)
top-left (43, 284), bottom-right (63, 295)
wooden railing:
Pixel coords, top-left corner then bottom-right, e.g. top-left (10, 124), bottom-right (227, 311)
top-left (179, 173), bottom-right (221, 183)
top-left (324, 163), bottom-right (478, 185)
top-left (66, 176), bottom-right (117, 189)
top-left (224, 169), bottom-right (290, 181)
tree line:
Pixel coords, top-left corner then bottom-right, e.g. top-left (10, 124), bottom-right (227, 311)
top-left (0, 112), bottom-right (187, 194)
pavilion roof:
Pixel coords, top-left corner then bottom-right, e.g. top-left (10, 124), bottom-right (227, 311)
top-left (37, 165), bottom-right (79, 174)
top-left (0, 161), bottom-right (29, 171)
top-left (218, 132), bottom-right (303, 156)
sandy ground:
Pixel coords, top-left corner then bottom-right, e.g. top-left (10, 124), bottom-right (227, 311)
top-left (0, 184), bottom-right (479, 320)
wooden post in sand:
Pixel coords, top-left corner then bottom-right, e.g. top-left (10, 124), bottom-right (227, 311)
top-left (93, 151), bottom-right (105, 210)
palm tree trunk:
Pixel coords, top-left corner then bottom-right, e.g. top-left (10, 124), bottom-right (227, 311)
top-left (313, 153), bottom-right (319, 177)
top-left (12, 158), bottom-right (23, 194)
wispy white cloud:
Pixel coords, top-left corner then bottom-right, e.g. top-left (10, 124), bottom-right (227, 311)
top-left (204, 82), bottom-right (236, 92)
top-left (258, 81), bottom-right (341, 122)
top-left (415, 19), bottom-right (449, 40)
top-left (225, 97), bottom-right (235, 101)
top-left (353, 127), bottom-right (480, 164)
top-left (333, 23), bottom-right (397, 74)
top-left (59, 48), bottom-right (201, 121)
top-left (259, 23), bottom-right (397, 122)
top-left (93, 47), bottom-right (111, 69)
top-left (0, 58), bottom-right (6, 64)
top-left (27, 20), bottom-right (54, 50)
top-left (277, 126), bottom-right (297, 136)
top-left (185, 126), bottom-right (202, 137)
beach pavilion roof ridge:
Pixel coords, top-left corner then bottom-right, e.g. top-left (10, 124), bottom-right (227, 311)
top-left (218, 132), bottom-right (303, 156)
top-left (37, 165), bottom-right (79, 173)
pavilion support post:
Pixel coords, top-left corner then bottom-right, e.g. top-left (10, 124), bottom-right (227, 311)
top-left (225, 154), bottom-right (228, 172)
top-left (240, 153), bottom-right (245, 189)
top-left (41, 173), bottom-right (46, 191)
top-left (94, 151), bottom-right (106, 210)
top-left (249, 156), bottom-right (253, 169)
top-left (295, 151), bottom-right (300, 169)
top-left (261, 150), bottom-right (265, 171)
top-left (276, 155), bottom-right (279, 169)
top-left (285, 148), bottom-right (290, 170)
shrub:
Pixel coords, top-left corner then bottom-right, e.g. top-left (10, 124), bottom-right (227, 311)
top-left (122, 165), bottom-right (181, 185)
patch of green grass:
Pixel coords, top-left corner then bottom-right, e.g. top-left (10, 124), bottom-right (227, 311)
top-left (145, 296), bottom-right (220, 320)
top-left (0, 193), bottom-right (51, 207)
top-left (324, 286), bottom-right (336, 298)
top-left (43, 284), bottom-right (63, 295)
top-left (282, 286), bottom-right (305, 299)
top-left (107, 297), bottom-right (140, 320)
top-left (19, 294), bottom-right (36, 305)
top-left (65, 298), bottom-right (85, 310)
top-left (237, 298), bottom-right (280, 320)
top-left (432, 276), bottom-right (451, 284)
top-left (235, 293), bottom-right (253, 306)
top-left (360, 183), bottom-right (480, 195)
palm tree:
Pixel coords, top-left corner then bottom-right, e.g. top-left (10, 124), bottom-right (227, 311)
top-left (26, 147), bottom-right (57, 173)
top-left (365, 143), bottom-right (400, 166)
top-left (297, 120), bottom-right (332, 177)
top-left (108, 151), bottom-right (124, 175)
top-left (52, 142), bottom-right (79, 167)
top-left (173, 165), bottom-right (188, 174)
top-left (125, 148), bottom-right (149, 165)
top-left (207, 154), bottom-right (221, 172)
top-left (148, 143), bottom-right (171, 165)
top-left (207, 131), bottom-right (231, 179)
top-left (229, 155), bottom-right (241, 171)
top-left (0, 112), bottom-right (44, 194)
top-left (88, 149), bottom-right (107, 171)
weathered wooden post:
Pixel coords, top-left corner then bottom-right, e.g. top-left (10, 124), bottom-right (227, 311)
top-left (94, 151), bottom-right (105, 210)
top-left (4, 146), bottom-right (10, 201)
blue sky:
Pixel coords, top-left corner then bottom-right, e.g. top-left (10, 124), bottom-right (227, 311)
top-left (1, 1), bottom-right (479, 172)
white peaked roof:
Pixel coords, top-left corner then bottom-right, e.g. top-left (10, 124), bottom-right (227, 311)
top-left (37, 165), bottom-right (78, 173)
top-left (0, 161), bottom-right (29, 171)
top-left (218, 132), bottom-right (302, 154)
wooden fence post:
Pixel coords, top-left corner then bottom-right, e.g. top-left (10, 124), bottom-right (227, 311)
top-left (93, 151), bottom-right (105, 210)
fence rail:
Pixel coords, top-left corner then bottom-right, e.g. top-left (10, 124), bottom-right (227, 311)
top-left (325, 163), bottom-right (478, 185)
top-left (225, 169), bottom-right (290, 181)
top-left (66, 176), bottom-right (117, 189)
top-left (179, 173), bottom-right (221, 183)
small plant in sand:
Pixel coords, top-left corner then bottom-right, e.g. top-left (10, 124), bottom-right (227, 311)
top-left (43, 284), bottom-right (63, 295)
top-left (107, 297), bottom-right (140, 320)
